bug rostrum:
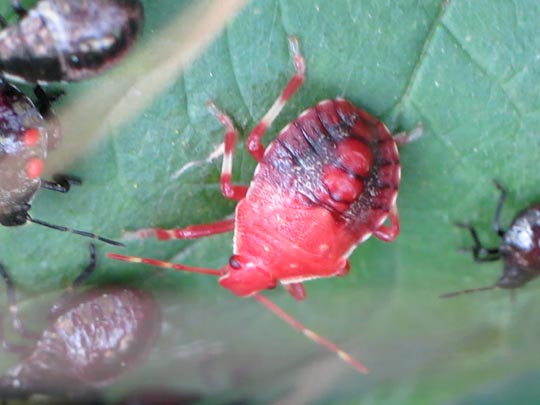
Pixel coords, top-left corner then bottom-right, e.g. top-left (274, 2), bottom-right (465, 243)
top-left (109, 37), bottom-right (422, 374)
top-left (442, 181), bottom-right (540, 298)
top-left (0, 0), bottom-right (144, 83)
top-left (0, 244), bottom-right (161, 402)
top-left (0, 79), bottom-right (123, 246)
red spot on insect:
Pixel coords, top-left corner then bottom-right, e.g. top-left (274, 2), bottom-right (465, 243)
top-left (25, 157), bottom-right (43, 179)
top-left (23, 128), bottom-right (40, 146)
top-left (109, 36), bottom-right (421, 375)
top-left (337, 138), bottom-right (373, 176)
top-left (322, 165), bottom-right (364, 203)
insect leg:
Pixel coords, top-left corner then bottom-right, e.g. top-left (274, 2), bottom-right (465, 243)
top-left (246, 36), bottom-right (306, 162)
top-left (492, 180), bottom-right (507, 237)
top-left (455, 223), bottom-right (501, 262)
top-left (207, 102), bottom-right (248, 200)
top-left (283, 282), bottom-right (306, 301)
top-left (40, 174), bottom-right (82, 193)
top-left (373, 205), bottom-right (400, 242)
top-left (27, 216), bottom-right (124, 247)
top-left (49, 244), bottom-right (97, 318)
top-left (108, 253), bottom-right (221, 276)
top-left (0, 264), bottom-right (40, 344)
top-left (122, 218), bottom-right (235, 241)
top-left (393, 123), bottom-right (424, 145)
top-left (254, 294), bottom-right (368, 374)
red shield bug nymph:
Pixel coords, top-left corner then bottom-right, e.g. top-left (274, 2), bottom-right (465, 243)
top-left (0, 0), bottom-right (144, 84)
top-left (0, 244), bottom-right (161, 402)
top-left (109, 37), bottom-right (422, 374)
top-left (442, 181), bottom-right (540, 298)
top-left (0, 79), bottom-right (123, 246)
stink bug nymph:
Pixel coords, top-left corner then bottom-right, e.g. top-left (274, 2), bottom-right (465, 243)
top-left (0, 244), bottom-right (160, 402)
top-left (442, 181), bottom-right (540, 298)
top-left (109, 37), bottom-right (422, 373)
top-left (0, 79), bottom-right (122, 245)
top-left (0, 0), bottom-right (144, 83)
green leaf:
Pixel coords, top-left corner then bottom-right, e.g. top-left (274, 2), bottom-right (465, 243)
top-left (1, 0), bottom-right (540, 403)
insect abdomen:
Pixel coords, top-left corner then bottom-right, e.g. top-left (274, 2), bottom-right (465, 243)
top-left (257, 98), bottom-right (400, 237)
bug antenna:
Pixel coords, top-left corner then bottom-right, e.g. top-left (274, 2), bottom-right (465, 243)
top-left (107, 253), bottom-right (222, 276)
top-left (253, 294), bottom-right (368, 374)
top-left (439, 284), bottom-right (497, 299)
top-left (27, 216), bottom-right (125, 247)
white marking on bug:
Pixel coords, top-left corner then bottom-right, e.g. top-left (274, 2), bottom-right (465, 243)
top-left (38, 3), bottom-right (70, 54)
top-left (376, 214), bottom-right (389, 228)
top-left (397, 166), bottom-right (402, 181)
top-left (383, 123), bottom-right (391, 134)
top-left (317, 99), bottom-right (332, 107)
top-left (281, 275), bottom-right (322, 284)
top-left (390, 192), bottom-right (398, 206)
top-left (278, 123), bottom-right (292, 137)
top-left (171, 142), bottom-right (224, 180)
top-left (298, 108), bottom-right (312, 119)
top-left (358, 232), bottom-right (373, 244)
top-left (261, 97), bottom-right (286, 128)
top-left (2, 72), bottom-right (28, 84)
top-left (335, 97), bottom-right (345, 102)
top-left (222, 149), bottom-right (233, 178)
top-left (507, 217), bottom-right (534, 251)
top-left (252, 163), bottom-right (262, 177)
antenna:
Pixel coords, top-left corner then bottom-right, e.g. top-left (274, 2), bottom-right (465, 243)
top-left (108, 253), bottom-right (368, 374)
top-left (28, 216), bottom-right (124, 247)
top-left (440, 285), bottom-right (497, 299)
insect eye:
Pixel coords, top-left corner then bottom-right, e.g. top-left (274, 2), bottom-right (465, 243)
top-left (229, 255), bottom-right (241, 270)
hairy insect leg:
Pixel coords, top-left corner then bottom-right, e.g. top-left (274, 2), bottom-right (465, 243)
top-left (0, 264), bottom-right (40, 345)
top-left (492, 180), bottom-right (507, 237)
top-left (455, 223), bottom-right (501, 262)
top-left (247, 36), bottom-right (306, 162)
top-left (207, 102), bottom-right (249, 200)
top-left (49, 244), bottom-right (97, 318)
top-left (373, 205), bottom-right (400, 242)
top-left (123, 218), bottom-right (235, 241)
top-left (40, 174), bottom-right (82, 193)
top-left (254, 294), bottom-right (368, 374)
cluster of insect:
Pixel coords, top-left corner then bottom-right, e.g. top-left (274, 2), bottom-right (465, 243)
top-left (1, 0), bottom-right (535, 402)
top-left (0, 0), bottom-right (147, 402)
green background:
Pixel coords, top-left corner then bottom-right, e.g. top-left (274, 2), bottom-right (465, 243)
top-left (1, 0), bottom-right (540, 403)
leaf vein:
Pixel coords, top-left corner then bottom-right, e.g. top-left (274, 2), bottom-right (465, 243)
top-left (384, 0), bottom-right (451, 120)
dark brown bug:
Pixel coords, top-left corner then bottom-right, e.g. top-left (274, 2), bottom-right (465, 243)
top-left (0, 244), bottom-right (161, 401)
top-left (0, 0), bottom-right (144, 83)
top-left (442, 181), bottom-right (540, 298)
top-left (0, 79), bottom-right (122, 245)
